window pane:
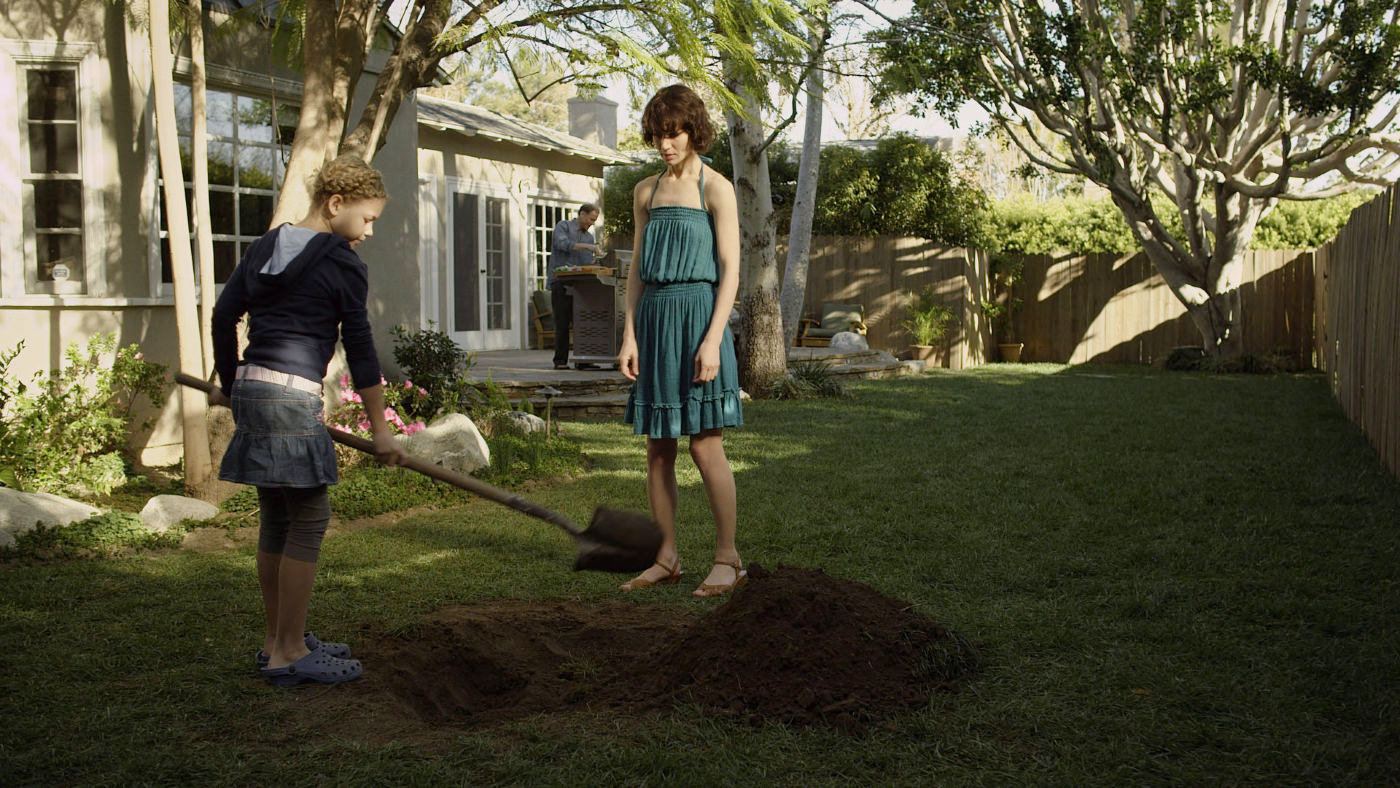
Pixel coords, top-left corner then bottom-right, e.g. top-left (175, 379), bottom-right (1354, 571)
top-left (37, 233), bottom-right (83, 282)
top-left (33, 181), bottom-right (82, 228)
top-left (174, 83), bottom-right (192, 134)
top-left (238, 146), bottom-right (275, 190)
top-left (276, 103), bottom-right (298, 146)
top-left (160, 237), bottom-right (172, 283)
top-left (237, 96), bottom-right (274, 143)
top-left (28, 123), bottom-right (78, 173)
top-left (214, 240), bottom-right (237, 283)
top-left (452, 193), bottom-right (480, 333)
top-left (209, 190), bottom-right (235, 235)
top-left (27, 70), bottom-right (76, 121)
top-left (207, 90), bottom-right (234, 138)
top-left (178, 135), bottom-right (192, 173)
top-left (209, 141), bottom-right (234, 186)
top-left (240, 192), bottom-right (273, 235)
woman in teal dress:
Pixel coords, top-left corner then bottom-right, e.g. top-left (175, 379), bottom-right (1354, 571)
top-left (618, 84), bottom-right (746, 597)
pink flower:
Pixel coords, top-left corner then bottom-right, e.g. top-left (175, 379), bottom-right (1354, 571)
top-left (403, 381), bottom-right (412, 389)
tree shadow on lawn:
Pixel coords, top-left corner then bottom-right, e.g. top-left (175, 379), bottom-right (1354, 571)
top-left (4, 365), bottom-right (1400, 782)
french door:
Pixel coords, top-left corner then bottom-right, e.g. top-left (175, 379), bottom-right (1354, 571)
top-left (448, 191), bottom-right (514, 350)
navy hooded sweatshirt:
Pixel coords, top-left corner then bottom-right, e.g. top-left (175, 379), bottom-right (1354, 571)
top-left (212, 224), bottom-right (382, 398)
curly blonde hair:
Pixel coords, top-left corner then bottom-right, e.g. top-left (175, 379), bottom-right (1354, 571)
top-left (311, 154), bottom-right (388, 205)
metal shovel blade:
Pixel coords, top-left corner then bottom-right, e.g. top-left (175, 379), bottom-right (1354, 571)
top-left (573, 508), bottom-right (664, 573)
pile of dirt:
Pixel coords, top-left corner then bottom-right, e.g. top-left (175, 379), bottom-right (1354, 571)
top-left (633, 564), bottom-right (979, 730)
top-left (368, 600), bottom-right (694, 726)
top-left (351, 565), bottom-right (976, 733)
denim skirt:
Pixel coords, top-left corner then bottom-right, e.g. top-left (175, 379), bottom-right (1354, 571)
top-left (219, 379), bottom-right (338, 487)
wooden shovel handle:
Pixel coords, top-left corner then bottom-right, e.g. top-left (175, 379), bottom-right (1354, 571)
top-left (174, 372), bottom-right (582, 536)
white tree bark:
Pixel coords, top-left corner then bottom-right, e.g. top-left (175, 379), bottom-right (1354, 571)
top-left (780, 25), bottom-right (827, 349)
top-left (150, 0), bottom-right (212, 489)
top-left (963, 0), bottom-right (1400, 355)
top-left (725, 62), bottom-right (788, 392)
top-left (188, 0), bottom-right (216, 374)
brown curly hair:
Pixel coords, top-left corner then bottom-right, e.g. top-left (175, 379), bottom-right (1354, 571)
top-left (311, 154), bottom-right (388, 205)
top-left (641, 84), bottom-right (715, 153)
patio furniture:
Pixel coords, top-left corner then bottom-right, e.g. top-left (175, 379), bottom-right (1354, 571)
top-left (529, 289), bottom-right (556, 350)
top-left (797, 302), bottom-right (868, 348)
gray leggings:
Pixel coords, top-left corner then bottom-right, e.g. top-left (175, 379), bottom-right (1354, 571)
top-left (256, 485), bottom-right (331, 563)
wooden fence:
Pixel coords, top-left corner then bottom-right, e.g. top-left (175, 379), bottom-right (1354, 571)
top-left (1314, 185), bottom-right (1399, 478)
top-left (786, 237), bottom-right (992, 369)
top-left (785, 239), bottom-right (1313, 367)
top-left (1008, 250), bottom-right (1316, 365)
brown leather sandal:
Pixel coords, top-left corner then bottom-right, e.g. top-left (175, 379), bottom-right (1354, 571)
top-left (619, 558), bottom-right (682, 592)
top-left (692, 559), bottom-right (747, 598)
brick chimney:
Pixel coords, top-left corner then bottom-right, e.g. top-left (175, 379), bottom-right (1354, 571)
top-left (567, 95), bottom-right (619, 149)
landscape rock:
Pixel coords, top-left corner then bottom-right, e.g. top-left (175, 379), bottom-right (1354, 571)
top-left (139, 494), bottom-right (220, 533)
top-left (398, 413), bottom-right (491, 474)
top-left (505, 411), bottom-right (547, 434)
top-left (829, 331), bottom-right (870, 353)
top-left (0, 488), bottom-right (101, 548)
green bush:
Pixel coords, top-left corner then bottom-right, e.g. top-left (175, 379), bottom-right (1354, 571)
top-left (902, 286), bottom-right (957, 346)
top-left (390, 323), bottom-right (474, 420)
top-left (0, 334), bottom-right (166, 496)
top-left (768, 360), bottom-right (850, 400)
top-left (986, 191), bottom-right (1375, 254)
top-left (2, 511), bottom-right (185, 561)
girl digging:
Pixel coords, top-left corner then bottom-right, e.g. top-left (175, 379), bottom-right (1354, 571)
top-left (619, 84), bottom-right (746, 597)
top-left (210, 155), bottom-right (407, 686)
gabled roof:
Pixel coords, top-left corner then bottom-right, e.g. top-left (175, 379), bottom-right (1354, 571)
top-left (417, 95), bottom-right (633, 165)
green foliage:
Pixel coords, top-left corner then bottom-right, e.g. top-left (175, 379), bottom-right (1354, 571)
top-left (480, 432), bottom-right (583, 487)
top-left (0, 334), bottom-right (166, 496)
top-left (2, 511), bottom-right (185, 561)
top-left (1252, 192), bottom-right (1376, 250)
top-left (390, 323), bottom-right (473, 420)
top-left (986, 192), bottom-right (1374, 254)
top-left (902, 287), bottom-right (957, 346)
top-left (768, 359), bottom-right (849, 400)
top-left (813, 136), bottom-right (991, 246)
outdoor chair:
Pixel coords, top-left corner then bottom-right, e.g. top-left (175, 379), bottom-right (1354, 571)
top-left (530, 289), bottom-right (556, 350)
top-left (797, 302), bottom-right (868, 347)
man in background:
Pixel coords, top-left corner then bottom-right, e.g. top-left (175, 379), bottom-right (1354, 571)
top-left (547, 203), bottom-right (600, 370)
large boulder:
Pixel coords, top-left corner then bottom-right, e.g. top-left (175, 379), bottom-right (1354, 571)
top-left (139, 494), bottom-right (220, 533)
top-left (398, 413), bottom-right (491, 474)
top-left (829, 331), bottom-right (870, 353)
top-left (0, 488), bottom-right (101, 548)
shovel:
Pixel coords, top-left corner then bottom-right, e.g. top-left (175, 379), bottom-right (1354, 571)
top-left (175, 373), bottom-right (662, 573)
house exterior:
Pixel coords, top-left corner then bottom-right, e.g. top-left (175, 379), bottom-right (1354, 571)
top-left (0, 3), bottom-right (623, 465)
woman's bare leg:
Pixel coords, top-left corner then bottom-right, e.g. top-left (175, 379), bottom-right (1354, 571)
top-left (622, 437), bottom-right (681, 587)
top-left (688, 428), bottom-right (741, 588)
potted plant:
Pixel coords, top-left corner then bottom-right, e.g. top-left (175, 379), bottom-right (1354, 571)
top-left (901, 286), bottom-right (956, 367)
top-left (985, 256), bottom-right (1025, 362)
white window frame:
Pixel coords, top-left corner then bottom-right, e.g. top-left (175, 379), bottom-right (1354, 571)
top-left (529, 196), bottom-right (576, 294)
top-left (148, 82), bottom-right (296, 298)
top-left (0, 39), bottom-right (105, 300)
top-left (441, 176), bottom-right (523, 351)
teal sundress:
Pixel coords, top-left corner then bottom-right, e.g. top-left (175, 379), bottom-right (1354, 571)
top-left (624, 166), bottom-right (744, 439)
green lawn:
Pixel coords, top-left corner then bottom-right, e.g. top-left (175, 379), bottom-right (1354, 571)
top-left (3, 365), bottom-right (1398, 785)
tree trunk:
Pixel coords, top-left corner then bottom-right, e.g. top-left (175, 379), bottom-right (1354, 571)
top-left (270, 0), bottom-right (344, 226)
top-left (339, 0), bottom-right (450, 158)
top-left (188, 0), bottom-right (216, 375)
top-left (724, 66), bottom-right (787, 394)
top-left (150, 0), bottom-right (212, 490)
top-left (780, 27), bottom-right (826, 349)
top-left (1113, 193), bottom-right (1251, 356)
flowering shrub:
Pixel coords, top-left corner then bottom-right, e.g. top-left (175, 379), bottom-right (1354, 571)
top-left (0, 334), bottom-right (166, 495)
top-left (328, 375), bottom-right (428, 437)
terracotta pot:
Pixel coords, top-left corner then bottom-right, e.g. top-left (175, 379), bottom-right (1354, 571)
top-left (906, 344), bottom-right (937, 361)
top-left (998, 342), bottom-right (1024, 363)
